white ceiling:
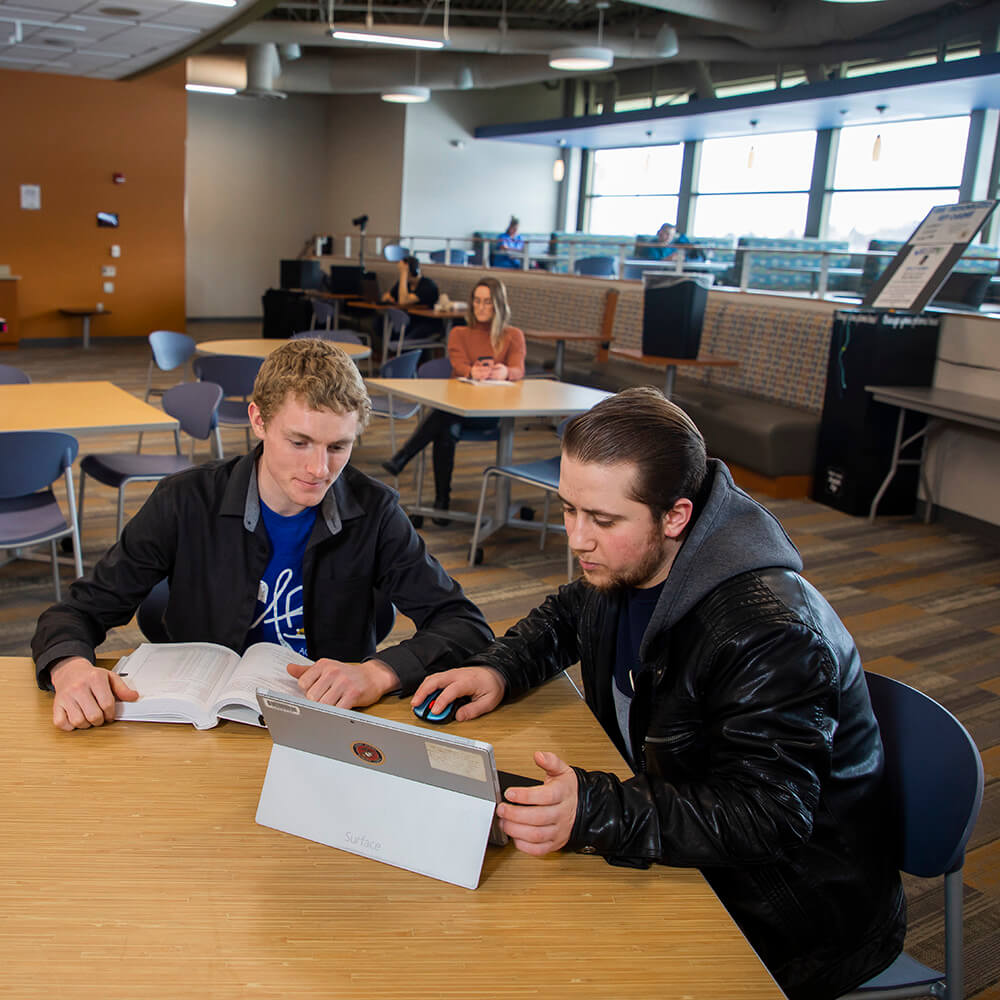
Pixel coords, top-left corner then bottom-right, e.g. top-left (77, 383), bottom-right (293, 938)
top-left (0, 0), bottom-right (996, 97)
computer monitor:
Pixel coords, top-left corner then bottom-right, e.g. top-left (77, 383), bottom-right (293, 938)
top-left (280, 259), bottom-right (324, 291)
top-left (327, 265), bottom-right (364, 296)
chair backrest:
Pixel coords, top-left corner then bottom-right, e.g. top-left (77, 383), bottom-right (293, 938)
top-left (162, 381), bottom-right (224, 440)
top-left (574, 255), bottom-right (618, 277)
top-left (292, 328), bottom-right (363, 345)
top-left (418, 357), bottom-right (452, 378)
top-left (383, 244), bottom-right (409, 262)
top-left (865, 671), bottom-right (984, 877)
top-left (192, 354), bottom-right (263, 397)
top-left (0, 363), bottom-right (30, 384)
top-left (379, 349), bottom-right (422, 379)
top-left (385, 308), bottom-right (409, 336)
top-left (311, 299), bottom-right (337, 325)
top-left (0, 430), bottom-right (78, 498)
top-left (149, 330), bottom-right (197, 372)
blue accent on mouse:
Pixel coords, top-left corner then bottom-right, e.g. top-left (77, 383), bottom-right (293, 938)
top-left (413, 690), bottom-right (472, 725)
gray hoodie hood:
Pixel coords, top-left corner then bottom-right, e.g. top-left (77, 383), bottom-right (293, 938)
top-left (639, 459), bottom-right (802, 659)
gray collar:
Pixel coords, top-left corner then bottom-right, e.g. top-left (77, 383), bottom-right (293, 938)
top-left (243, 459), bottom-right (343, 536)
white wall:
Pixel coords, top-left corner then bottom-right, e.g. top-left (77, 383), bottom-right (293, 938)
top-left (186, 92), bottom-right (333, 317)
top-left (400, 85), bottom-right (563, 240)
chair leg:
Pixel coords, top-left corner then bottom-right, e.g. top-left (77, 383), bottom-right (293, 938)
top-left (213, 427), bottom-right (224, 460)
top-left (65, 466), bottom-right (83, 579)
top-left (116, 487), bottom-right (127, 539)
top-left (944, 869), bottom-right (964, 1000)
top-left (469, 471), bottom-right (494, 567)
top-left (50, 539), bottom-right (61, 602)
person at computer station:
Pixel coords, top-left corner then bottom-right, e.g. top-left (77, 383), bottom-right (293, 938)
top-left (380, 276), bottom-right (526, 523)
top-left (32, 339), bottom-right (493, 732)
top-left (412, 386), bottom-right (905, 1000)
top-left (380, 255), bottom-right (441, 345)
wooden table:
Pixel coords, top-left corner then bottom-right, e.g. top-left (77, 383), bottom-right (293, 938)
top-left (0, 380), bottom-right (178, 435)
top-left (609, 347), bottom-right (739, 398)
top-left (0, 656), bottom-right (782, 1000)
top-left (197, 338), bottom-right (371, 363)
top-left (865, 384), bottom-right (1000, 523)
top-left (524, 328), bottom-right (606, 379)
top-left (59, 306), bottom-right (112, 349)
top-left (365, 378), bottom-right (609, 540)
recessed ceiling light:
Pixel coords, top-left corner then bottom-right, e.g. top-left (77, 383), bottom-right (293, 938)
top-left (548, 46), bottom-right (614, 71)
top-left (381, 85), bottom-right (431, 103)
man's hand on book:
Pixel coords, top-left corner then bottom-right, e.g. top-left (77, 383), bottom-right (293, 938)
top-left (50, 657), bottom-right (139, 731)
top-left (286, 657), bottom-right (400, 709)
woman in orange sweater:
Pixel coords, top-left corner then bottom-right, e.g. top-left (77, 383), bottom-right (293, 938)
top-left (381, 276), bottom-right (526, 523)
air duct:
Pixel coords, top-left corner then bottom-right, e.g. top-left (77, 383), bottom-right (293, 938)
top-left (239, 42), bottom-right (287, 99)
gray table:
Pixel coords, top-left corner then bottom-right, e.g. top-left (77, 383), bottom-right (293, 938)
top-left (866, 384), bottom-right (1000, 522)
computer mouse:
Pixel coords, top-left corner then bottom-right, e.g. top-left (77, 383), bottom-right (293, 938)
top-left (412, 690), bottom-right (471, 725)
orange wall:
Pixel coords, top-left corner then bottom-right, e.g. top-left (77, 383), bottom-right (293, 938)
top-left (0, 64), bottom-right (186, 343)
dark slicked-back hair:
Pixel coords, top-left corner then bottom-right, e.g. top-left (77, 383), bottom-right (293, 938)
top-left (561, 386), bottom-right (707, 520)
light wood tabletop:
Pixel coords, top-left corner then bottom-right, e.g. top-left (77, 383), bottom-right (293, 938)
top-left (609, 347), bottom-right (739, 398)
top-left (197, 338), bottom-right (372, 361)
top-left (0, 380), bottom-right (178, 435)
top-left (364, 378), bottom-right (609, 543)
top-left (1, 657), bottom-right (782, 1000)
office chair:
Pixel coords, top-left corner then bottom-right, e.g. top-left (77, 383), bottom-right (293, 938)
top-left (0, 363), bottom-right (30, 384)
top-left (368, 350), bottom-right (423, 455)
top-left (838, 672), bottom-right (985, 1000)
top-left (383, 244), bottom-right (409, 262)
top-left (138, 578), bottom-right (396, 646)
top-left (291, 328), bottom-right (372, 374)
top-left (137, 330), bottom-right (197, 452)
top-left (192, 354), bottom-right (263, 456)
top-left (574, 255), bottom-right (618, 278)
top-left (77, 381), bottom-right (224, 539)
top-left (0, 430), bottom-right (83, 601)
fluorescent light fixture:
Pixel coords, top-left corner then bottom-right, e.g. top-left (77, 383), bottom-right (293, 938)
top-left (180, 0), bottom-right (236, 6)
top-left (331, 29), bottom-right (444, 49)
top-left (381, 85), bottom-right (431, 103)
top-left (821, 0), bottom-right (886, 3)
top-left (548, 46), bottom-right (614, 71)
top-left (186, 83), bottom-right (238, 95)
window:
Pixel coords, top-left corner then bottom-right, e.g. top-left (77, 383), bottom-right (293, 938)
top-left (586, 144), bottom-right (683, 236)
top-left (692, 130), bottom-right (816, 238)
top-left (827, 115), bottom-right (970, 249)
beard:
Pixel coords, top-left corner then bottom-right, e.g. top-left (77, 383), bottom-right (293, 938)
top-left (575, 530), bottom-right (674, 593)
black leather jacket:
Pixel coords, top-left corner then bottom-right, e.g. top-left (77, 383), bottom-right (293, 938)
top-left (33, 448), bottom-right (492, 693)
top-left (474, 463), bottom-right (905, 1000)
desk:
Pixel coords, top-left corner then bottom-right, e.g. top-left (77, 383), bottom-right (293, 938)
top-left (0, 657), bottom-right (781, 1000)
top-left (59, 307), bottom-right (111, 349)
top-left (365, 378), bottom-right (609, 538)
top-left (0, 380), bottom-right (178, 435)
top-left (524, 328), bottom-right (606, 379)
top-left (609, 348), bottom-right (739, 398)
top-left (866, 385), bottom-right (1000, 523)
top-left (197, 338), bottom-right (371, 363)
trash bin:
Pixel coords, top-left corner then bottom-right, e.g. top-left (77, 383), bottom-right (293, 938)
top-left (641, 274), bottom-right (711, 358)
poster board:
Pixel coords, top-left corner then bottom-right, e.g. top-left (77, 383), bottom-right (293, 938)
top-left (862, 200), bottom-right (997, 313)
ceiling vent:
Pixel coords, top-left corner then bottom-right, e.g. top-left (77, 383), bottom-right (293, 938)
top-left (237, 43), bottom-right (287, 100)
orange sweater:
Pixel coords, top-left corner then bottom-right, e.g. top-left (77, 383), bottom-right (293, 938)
top-left (447, 323), bottom-right (526, 380)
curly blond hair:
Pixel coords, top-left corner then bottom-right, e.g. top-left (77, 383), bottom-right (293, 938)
top-left (252, 339), bottom-right (372, 431)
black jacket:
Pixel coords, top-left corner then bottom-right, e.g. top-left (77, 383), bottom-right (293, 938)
top-left (33, 448), bottom-right (492, 692)
top-left (474, 461), bottom-right (905, 1000)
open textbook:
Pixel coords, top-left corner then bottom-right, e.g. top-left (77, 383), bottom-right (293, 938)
top-left (112, 642), bottom-right (313, 730)
top-left (457, 377), bottom-right (515, 386)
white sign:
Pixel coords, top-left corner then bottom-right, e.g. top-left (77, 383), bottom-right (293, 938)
top-left (910, 201), bottom-right (996, 245)
top-left (20, 184), bottom-right (41, 210)
top-left (872, 244), bottom-right (950, 310)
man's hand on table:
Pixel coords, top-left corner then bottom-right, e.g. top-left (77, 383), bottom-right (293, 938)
top-left (496, 750), bottom-right (579, 855)
top-left (50, 656), bottom-right (138, 731)
top-left (411, 666), bottom-right (506, 723)
top-left (287, 657), bottom-right (400, 709)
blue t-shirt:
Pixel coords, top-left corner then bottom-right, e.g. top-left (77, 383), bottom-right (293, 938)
top-left (614, 580), bottom-right (666, 697)
top-left (245, 501), bottom-right (317, 655)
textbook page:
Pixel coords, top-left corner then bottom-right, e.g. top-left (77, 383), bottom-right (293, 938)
top-left (214, 643), bottom-right (313, 727)
top-left (113, 642), bottom-right (241, 729)
top-left (457, 377), bottom-right (515, 386)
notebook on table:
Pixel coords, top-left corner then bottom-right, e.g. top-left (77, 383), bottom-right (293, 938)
top-left (254, 690), bottom-right (535, 890)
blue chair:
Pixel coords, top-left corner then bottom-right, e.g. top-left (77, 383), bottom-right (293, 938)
top-left (384, 308), bottom-right (446, 358)
top-left (839, 672), bottom-right (985, 1000)
top-left (383, 244), bottom-right (409, 262)
top-left (368, 350), bottom-right (423, 455)
top-left (429, 249), bottom-right (472, 266)
top-left (192, 354), bottom-right (263, 455)
top-left (0, 430), bottom-right (82, 600)
top-left (138, 577), bottom-right (396, 645)
top-left (138, 330), bottom-right (197, 452)
top-left (78, 381), bottom-right (224, 539)
top-left (574, 255), bottom-right (618, 278)
top-left (0, 363), bottom-right (30, 384)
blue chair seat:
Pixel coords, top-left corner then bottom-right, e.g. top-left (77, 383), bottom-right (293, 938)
top-left (0, 490), bottom-right (71, 544)
top-left (81, 452), bottom-right (191, 488)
